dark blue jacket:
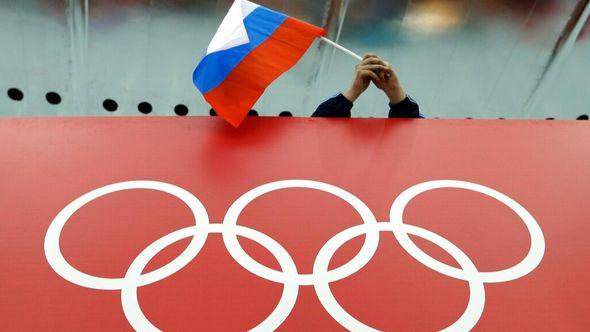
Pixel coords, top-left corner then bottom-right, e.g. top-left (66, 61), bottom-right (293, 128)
top-left (312, 93), bottom-right (423, 118)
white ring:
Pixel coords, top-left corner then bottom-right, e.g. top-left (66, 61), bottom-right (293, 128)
top-left (44, 181), bottom-right (210, 290)
top-left (389, 180), bottom-right (545, 283)
top-left (313, 222), bottom-right (485, 332)
top-left (121, 224), bottom-right (299, 332)
top-left (43, 179), bottom-right (545, 331)
top-left (222, 180), bottom-right (380, 286)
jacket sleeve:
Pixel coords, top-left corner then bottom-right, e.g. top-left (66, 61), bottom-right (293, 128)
top-left (311, 93), bottom-right (353, 118)
top-left (388, 96), bottom-right (424, 118)
top-left (312, 93), bottom-right (424, 118)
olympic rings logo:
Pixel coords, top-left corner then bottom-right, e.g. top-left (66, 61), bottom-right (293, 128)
top-left (44, 180), bottom-right (545, 332)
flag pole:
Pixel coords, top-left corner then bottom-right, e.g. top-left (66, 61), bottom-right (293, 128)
top-left (319, 36), bottom-right (362, 61)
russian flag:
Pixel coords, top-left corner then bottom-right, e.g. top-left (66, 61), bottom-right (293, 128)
top-left (193, 0), bottom-right (325, 127)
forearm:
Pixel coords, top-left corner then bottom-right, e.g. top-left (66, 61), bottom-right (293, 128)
top-left (385, 86), bottom-right (407, 105)
top-left (342, 87), bottom-right (363, 103)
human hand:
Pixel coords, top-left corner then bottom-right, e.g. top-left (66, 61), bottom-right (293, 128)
top-left (342, 54), bottom-right (387, 103)
top-left (366, 55), bottom-right (407, 105)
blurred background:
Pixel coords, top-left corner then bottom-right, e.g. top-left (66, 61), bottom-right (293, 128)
top-left (0, 0), bottom-right (588, 119)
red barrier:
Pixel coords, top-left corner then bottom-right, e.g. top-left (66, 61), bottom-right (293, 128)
top-left (1, 117), bottom-right (588, 331)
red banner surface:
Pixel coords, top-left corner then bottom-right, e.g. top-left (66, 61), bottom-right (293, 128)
top-left (1, 117), bottom-right (589, 331)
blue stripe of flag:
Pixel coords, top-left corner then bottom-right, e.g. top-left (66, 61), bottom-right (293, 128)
top-left (193, 6), bottom-right (288, 94)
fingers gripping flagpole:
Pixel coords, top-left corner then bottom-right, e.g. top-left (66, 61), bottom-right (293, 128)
top-left (319, 36), bottom-right (362, 61)
top-left (319, 37), bottom-right (392, 78)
